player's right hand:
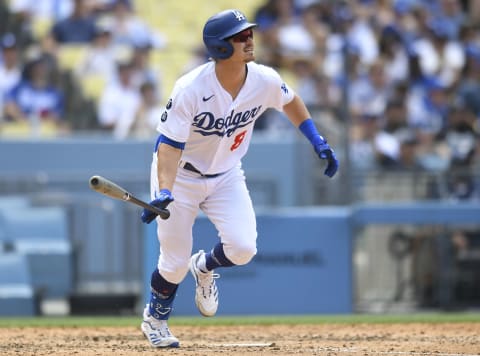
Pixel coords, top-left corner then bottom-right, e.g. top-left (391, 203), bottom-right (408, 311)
top-left (141, 189), bottom-right (174, 223)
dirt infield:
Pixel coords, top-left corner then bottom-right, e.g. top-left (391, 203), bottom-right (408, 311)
top-left (1, 323), bottom-right (479, 355)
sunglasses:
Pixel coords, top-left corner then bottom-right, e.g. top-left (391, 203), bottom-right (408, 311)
top-left (229, 29), bottom-right (253, 43)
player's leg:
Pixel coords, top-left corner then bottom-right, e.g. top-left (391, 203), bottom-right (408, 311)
top-left (142, 158), bottom-right (205, 347)
top-left (141, 270), bottom-right (179, 348)
top-left (189, 166), bottom-right (257, 316)
top-left (202, 166), bottom-right (258, 267)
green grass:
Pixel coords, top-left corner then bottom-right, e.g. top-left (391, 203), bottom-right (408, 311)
top-left (0, 312), bottom-right (479, 328)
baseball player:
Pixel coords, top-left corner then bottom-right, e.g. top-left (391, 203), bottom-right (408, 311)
top-left (140, 9), bottom-right (339, 348)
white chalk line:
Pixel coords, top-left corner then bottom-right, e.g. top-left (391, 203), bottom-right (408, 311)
top-left (213, 342), bottom-right (274, 347)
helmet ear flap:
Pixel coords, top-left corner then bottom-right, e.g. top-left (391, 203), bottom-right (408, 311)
top-left (205, 38), bottom-right (233, 59)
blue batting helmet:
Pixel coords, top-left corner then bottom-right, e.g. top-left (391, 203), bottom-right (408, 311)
top-left (203, 9), bottom-right (256, 59)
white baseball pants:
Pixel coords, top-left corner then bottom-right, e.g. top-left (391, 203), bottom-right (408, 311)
top-left (150, 154), bottom-right (258, 284)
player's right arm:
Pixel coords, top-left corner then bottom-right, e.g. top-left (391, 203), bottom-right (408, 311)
top-left (154, 83), bottom-right (192, 191)
top-left (156, 140), bottom-right (183, 192)
top-left (141, 79), bottom-right (194, 223)
top-left (141, 135), bottom-right (184, 224)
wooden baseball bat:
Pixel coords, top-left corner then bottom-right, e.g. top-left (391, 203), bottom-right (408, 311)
top-left (89, 175), bottom-right (170, 220)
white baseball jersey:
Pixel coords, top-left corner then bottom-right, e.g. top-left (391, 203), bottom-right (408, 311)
top-left (156, 61), bottom-right (295, 174)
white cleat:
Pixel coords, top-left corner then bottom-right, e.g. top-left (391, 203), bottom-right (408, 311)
top-left (189, 250), bottom-right (219, 317)
top-left (141, 305), bottom-right (179, 348)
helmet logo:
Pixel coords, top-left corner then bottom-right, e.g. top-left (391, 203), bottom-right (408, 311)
top-left (232, 10), bottom-right (245, 21)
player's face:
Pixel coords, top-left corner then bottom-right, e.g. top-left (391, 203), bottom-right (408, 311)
top-left (228, 28), bottom-right (255, 62)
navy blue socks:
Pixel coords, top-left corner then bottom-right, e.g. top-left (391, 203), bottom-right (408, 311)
top-left (205, 243), bottom-right (235, 271)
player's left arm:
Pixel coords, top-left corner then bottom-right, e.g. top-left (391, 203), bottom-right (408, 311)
top-left (282, 94), bottom-right (311, 126)
top-left (283, 95), bottom-right (339, 178)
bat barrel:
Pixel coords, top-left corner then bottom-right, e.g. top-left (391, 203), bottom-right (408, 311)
top-left (88, 175), bottom-right (170, 220)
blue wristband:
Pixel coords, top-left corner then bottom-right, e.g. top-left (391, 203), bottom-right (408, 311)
top-left (298, 118), bottom-right (325, 146)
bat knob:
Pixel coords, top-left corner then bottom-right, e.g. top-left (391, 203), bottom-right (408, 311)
top-left (89, 176), bottom-right (100, 187)
top-left (161, 209), bottom-right (171, 220)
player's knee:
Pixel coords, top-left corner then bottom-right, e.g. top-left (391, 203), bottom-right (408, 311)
top-left (225, 240), bottom-right (257, 266)
top-left (157, 261), bottom-right (189, 284)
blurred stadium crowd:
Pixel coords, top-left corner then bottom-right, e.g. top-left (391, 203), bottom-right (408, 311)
top-left (0, 0), bottom-right (479, 200)
top-left (251, 0), bottom-right (480, 202)
top-left (0, 0), bottom-right (168, 139)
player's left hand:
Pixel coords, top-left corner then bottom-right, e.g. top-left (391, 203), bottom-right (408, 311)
top-left (313, 137), bottom-right (339, 178)
top-left (141, 189), bottom-right (174, 223)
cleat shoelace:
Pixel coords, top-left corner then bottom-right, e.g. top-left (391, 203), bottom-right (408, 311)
top-left (149, 319), bottom-right (174, 338)
top-left (197, 272), bottom-right (219, 298)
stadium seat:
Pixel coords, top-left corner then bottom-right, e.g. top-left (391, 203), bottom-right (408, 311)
top-left (0, 197), bottom-right (30, 252)
top-left (80, 75), bottom-right (107, 100)
top-left (0, 207), bottom-right (73, 300)
top-left (0, 253), bottom-right (36, 316)
top-left (57, 44), bottom-right (88, 71)
top-left (0, 196), bottom-right (30, 208)
top-left (32, 17), bottom-right (53, 39)
top-left (0, 121), bottom-right (59, 138)
top-left (0, 215), bottom-right (6, 251)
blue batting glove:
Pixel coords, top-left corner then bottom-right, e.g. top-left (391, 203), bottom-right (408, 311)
top-left (141, 189), bottom-right (174, 224)
top-left (312, 136), bottom-right (339, 178)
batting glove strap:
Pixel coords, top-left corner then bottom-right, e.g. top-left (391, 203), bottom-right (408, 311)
top-left (155, 189), bottom-right (174, 203)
